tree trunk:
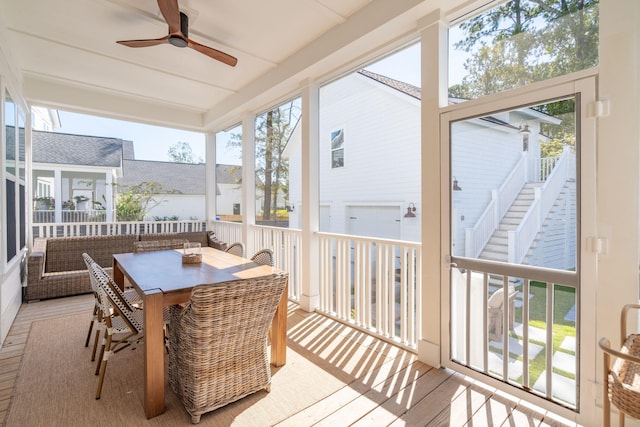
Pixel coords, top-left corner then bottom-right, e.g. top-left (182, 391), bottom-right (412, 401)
top-left (263, 111), bottom-right (273, 220)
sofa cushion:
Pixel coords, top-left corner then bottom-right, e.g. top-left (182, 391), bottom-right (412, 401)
top-left (139, 232), bottom-right (209, 247)
top-left (45, 234), bottom-right (138, 272)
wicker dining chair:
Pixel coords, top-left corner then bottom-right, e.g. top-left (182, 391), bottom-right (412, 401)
top-left (89, 263), bottom-right (146, 399)
top-left (133, 239), bottom-right (188, 253)
top-left (224, 241), bottom-right (245, 257)
top-left (82, 253), bottom-right (142, 362)
top-left (599, 304), bottom-right (640, 427)
top-left (487, 285), bottom-right (518, 342)
top-left (168, 271), bottom-right (288, 423)
top-left (250, 248), bottom-right (274, 267)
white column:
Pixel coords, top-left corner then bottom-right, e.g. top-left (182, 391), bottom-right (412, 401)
top-left (25, 112), bottom-right (33, 249)
top-left (205, 132), bottom-right (216, 228)
top-left (300, 82), bottom-right (320, 312)
top-left (242, 115), bottom-right (256, 255)
top-left (419, 9), bottom-right (447, 367)
top-left (105, 171), bottom-right (113, 221)
top-left (53, 169), bottom-right (62, 223)
top-left (593, 0), bottom-right (640, 424)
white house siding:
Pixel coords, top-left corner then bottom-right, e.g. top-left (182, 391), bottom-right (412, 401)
top-left (216, 183), bottom-right (242, 216)
top-left (314, 73), bottom-right (421, 242)
top-left (1, 266), bottom-right (21, 341)
top-left (0, 49), bottom-right (26, 345)
top-left (451, 120), bottom-right (524, 257)
top-left (527, 182), bottom-right (577, 270)
top-left (145, 195), bottom-right (205, 221)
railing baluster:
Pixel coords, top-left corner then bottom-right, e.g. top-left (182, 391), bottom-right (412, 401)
top-left (546, 282), bottom-right (555, 400)
top-left (313, 233), bottom-right (420, 351)
top-left (452, 256), bottom-right (576, 409)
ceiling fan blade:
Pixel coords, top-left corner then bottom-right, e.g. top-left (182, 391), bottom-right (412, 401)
top-left (157, 0), bottom-right (181, 34)
top-left (187, 39), bottom-right (238, 67)
top-left (117, 36), bottom-right (170, 48)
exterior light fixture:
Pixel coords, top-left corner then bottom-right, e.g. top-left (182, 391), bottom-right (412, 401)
top-left (404, 202), bottom-right (416, 218)
top-left (453, 177), bottom-right (462, 191)
top-left (520, 123), bottom-right (530, 151)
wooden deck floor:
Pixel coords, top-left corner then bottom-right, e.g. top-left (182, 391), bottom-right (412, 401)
top-left (0, 294), bottom-right (580, 426)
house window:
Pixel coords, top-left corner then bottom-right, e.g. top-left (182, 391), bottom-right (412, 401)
top-left (4, 90), bottom-right (27, 261)
top-left (330, 129), bottom-right (344, 168)
top-left (5, 180), bottom-right (16, 261)
top-left (5, 91), bottom-right (15, 176)
top-left (233, 203), bottom-right (240, 215)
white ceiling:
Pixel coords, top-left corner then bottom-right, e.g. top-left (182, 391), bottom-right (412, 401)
top-left (0, 0), bottom-right (462, 131)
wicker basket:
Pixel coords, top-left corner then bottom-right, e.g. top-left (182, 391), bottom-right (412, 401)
top-left (608, 334), bottom-right (640, 419)
top-left (182, 253), bottom-right (202, 264)
top-left (600, 304), bottom-right (640, 427)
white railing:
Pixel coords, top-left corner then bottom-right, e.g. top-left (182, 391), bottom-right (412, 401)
top-left (465, 154), bottom-right (527, 258)
top-left (248, 225), bottom-right (302, 302)
top-left (32, 210), bottom-right (55, 223)
top-left (538, 155), bottom-right (561, 181)
top-left (32, 220), bottom-right (207, 239)
top-left (33, 209), bottom-right (116, 223)
top-left (210, 220), bottom-right (244, 245)
top-left (318, 232), bottom-right (421, 350)
top-left (509, 148), bottom-right (574, 264)
top-left (465, 193), bottom-right (497, 258)
top-left (451, 256), bottom-right (578, 409)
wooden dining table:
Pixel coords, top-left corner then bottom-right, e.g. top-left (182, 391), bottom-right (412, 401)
top-left (112, 246), bottom-right (288, 419)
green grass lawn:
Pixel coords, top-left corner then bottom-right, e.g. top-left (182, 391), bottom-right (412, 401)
top-left (507, 281), bottom-right (577, 386)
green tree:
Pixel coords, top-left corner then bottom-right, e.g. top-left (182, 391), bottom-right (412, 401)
top-left (536, 98), bottom-right (576, 157)
top-left (229, 100), bottom-right (298, 222)
top-left (115, 182), bottom-right (175, 221)
top-left (452, 0), bottom-right (596, 158)
top-left (452, 0), bottom-right (599, 98)
top-left (167, 141), bottom-right (203, 163)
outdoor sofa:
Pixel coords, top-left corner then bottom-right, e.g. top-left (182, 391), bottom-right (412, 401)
top-left (26, 231), bottom-right (220, 301)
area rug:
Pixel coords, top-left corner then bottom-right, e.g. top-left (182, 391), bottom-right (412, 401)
top-left (4, 312), bottom-right (373, 426)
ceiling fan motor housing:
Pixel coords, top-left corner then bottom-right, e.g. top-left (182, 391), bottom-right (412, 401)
top-left (169, 11), bottom-right (189, 47)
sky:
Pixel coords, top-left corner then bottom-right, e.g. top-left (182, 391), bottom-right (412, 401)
top-left (54, 111), bottom-right (207, 163)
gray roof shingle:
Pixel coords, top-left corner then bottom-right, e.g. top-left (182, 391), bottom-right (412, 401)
top-left (32, 130), bottom-right (123, 167)
top-left (358, 69), bottom-right (421, 100)
top-left (120, 160), bottom-right (205, 195)
top-left (119, 160), bottom-right (242, 195)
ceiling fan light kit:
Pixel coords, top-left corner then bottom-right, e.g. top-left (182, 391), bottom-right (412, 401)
top-left (116, 0), bottom-right (237, 67)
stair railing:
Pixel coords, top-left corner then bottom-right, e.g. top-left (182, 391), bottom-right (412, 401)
top-left (465, 153), bottom-right (527, 258)
top-left (508, 147), bottom-right (574, 263)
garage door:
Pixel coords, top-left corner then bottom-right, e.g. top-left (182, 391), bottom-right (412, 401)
top-left (346, 205), bottom-right (401, 240)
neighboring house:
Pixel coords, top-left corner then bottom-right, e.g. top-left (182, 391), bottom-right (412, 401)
top-left (215, 164), bottom-right (243, 219)
top-left (288, 70), bottom-right (575, 269)
top-left (31, 130), bottom-right (242, 222)
top-left (118, 159), bottom-right (205, 220)
top-left (32, 131), bottom-right (123, 222)
top-left (288, 70), bottom-right (421, 243)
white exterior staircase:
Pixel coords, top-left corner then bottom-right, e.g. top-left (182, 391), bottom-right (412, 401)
top-left (478, 183), bottom-right (542, 263)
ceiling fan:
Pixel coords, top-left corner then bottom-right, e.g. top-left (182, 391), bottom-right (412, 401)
top-left (116, 0), bottom-right (237, 67)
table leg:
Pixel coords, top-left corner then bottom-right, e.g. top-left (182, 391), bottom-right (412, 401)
top-left (113, 259), bottom-right (125, 290)
top-left (143, 289), bottom-right (166, 418)
top-left (271, 281), bottom-right (288, 367)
